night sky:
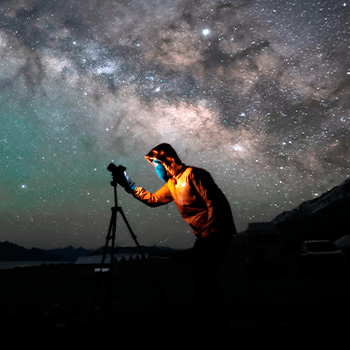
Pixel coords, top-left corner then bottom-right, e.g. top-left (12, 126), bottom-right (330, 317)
top-left (1, 0), bottom-right (349, 250)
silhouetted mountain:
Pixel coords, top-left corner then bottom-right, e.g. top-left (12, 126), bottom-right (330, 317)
top-left (89, 245), bottom-right (179, 257)
top-left (46, 245), bottom-right (95, 260)
top-left (0, 251), bottom-right (9, 260)
top-left (271, 177), bottom-right (350, 248)
top-left (0, 241), bottom-right (180, 262)
top-left (0, 242), bottom-right (74, 262)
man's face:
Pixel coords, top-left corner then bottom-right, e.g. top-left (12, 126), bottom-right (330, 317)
top-left (152, 159), bottom-right (169, 182)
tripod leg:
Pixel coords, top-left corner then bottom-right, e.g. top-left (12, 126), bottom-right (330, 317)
top-left (108, 207), bottom-right (117, 311)
top-left (118, 207), bottom-right (168, 306)
top-left (90, 207), bottom-right (116, 319)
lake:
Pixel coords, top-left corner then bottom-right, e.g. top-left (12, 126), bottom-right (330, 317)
top-left (0, 261), bottom-right (73, 270)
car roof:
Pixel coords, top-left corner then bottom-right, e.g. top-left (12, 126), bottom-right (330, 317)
top-left (304, 240), bottom-right (332, 243)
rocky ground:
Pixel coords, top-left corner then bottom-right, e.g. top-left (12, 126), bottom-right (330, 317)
top-left (1, 247), bottom-right (350, 348)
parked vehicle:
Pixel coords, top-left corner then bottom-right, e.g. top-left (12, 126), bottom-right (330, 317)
top-left (299, 240), bottom-right (348, 271)
top-left (245, 222), bottom-right (282, 272)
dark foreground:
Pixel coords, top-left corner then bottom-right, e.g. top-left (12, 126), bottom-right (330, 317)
top-left (1, 248), bottom-right (350, 348)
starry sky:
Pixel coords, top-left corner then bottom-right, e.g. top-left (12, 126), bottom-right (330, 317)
top-left (1, 0), bottom-right (349, 250)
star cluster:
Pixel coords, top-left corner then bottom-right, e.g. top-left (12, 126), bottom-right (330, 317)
top-left (0, 0), bottom-right (349, 249)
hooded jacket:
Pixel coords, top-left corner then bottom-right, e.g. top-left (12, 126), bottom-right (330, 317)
top-left (132, 143), bottom-right (236, 239)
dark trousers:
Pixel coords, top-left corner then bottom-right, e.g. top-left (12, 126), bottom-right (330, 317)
top-left (190, 233), bottom-right (231, 335)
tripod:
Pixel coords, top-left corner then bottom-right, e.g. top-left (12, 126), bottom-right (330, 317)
top-left (90, 179), bottom-right (168, 319)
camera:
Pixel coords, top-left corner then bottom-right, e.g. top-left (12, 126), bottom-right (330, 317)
top-left (107, 163), bottom-right (126, 174)
top-left (107, 163), bottom-right (127, 187)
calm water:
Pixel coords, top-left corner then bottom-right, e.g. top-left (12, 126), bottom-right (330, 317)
top-left (0, 261), bottom-right (73, 270)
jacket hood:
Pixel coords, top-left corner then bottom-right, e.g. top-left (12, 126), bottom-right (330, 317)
top-left (145, 143), bottom-right (184, 178)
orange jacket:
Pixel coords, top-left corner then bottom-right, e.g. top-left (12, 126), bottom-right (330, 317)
top-left (132, 143), bottom-right (236, 239)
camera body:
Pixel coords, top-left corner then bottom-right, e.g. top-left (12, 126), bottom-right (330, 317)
top-left (107, 163), bottom-right (127, 187)
top-left (107, 163), bottom-right (126, 174)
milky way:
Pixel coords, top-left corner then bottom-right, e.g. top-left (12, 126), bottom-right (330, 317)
top-left (1, 0), bottom-right (349, 249)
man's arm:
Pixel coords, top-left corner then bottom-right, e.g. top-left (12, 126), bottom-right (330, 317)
top-left (132, 184), bottom-right (174, 207)
top-left (113, 169), bottom-right (173, 207)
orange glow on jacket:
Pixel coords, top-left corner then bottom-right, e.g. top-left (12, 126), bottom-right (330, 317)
top-left (132, 143), bottom-right (236, 238)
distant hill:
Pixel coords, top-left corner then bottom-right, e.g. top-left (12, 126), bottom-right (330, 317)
top-left (46, 245), bottom-right (95, 260)
top-left (0, 241), bottom-right (179, 262)
top-left (0, 242), bottom-right (94, 262)
top-left (271, 177), bottom-right (350, 248)
top-left (89, 245), bottom-right (180, 257)
top-left (0, 242), bottom-right (74, 262)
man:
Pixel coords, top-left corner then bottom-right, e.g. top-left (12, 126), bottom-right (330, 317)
top-left (116, 143), bottom-right (236, 333)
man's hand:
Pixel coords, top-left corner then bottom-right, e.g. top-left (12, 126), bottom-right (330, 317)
top-left (107, 163), bottom-right (136, 193)
top-left (113, 171), bottom-right (136, 193)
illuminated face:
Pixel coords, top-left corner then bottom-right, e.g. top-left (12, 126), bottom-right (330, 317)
top-left (152, 159), bottom-right (169, 182)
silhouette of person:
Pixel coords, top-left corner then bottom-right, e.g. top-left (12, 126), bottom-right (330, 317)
top-left (115, 143), bottom-right (236, 334)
